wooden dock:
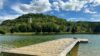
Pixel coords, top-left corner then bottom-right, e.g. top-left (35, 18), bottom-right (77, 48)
top-left (2, 38), bottom-right (88, 56)
top-left (78, 39), bottom-right (88, 43)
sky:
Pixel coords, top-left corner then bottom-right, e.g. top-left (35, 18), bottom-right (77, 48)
top-left (0, 0), bottom-right (100, 22)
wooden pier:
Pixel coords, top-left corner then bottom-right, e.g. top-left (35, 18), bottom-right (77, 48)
top-left (78, 39), bottom-right (88, 43)
top-left (2, 38), bottom-right (88, 56)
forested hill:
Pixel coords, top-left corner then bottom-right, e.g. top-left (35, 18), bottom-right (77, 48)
top-left (0, 13), bottom-right (100, 34)
top-left (1, 13), bottom-right (67, 26)
top-left (0, 13), bottom-right (67, 34)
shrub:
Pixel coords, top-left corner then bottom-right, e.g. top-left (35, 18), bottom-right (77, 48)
top-left (0, 29), bottom-right (6, 34)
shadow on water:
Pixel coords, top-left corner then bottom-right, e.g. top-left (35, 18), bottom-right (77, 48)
top-left (66, 43), bottom-right (79, 56)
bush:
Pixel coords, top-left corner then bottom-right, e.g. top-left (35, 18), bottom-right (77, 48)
top-left (0, 30), bottom-right (6, 34)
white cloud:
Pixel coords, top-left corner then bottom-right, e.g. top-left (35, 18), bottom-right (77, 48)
top-left (84, 8), bottom-right (96, 14)
top-left (93, 0), bottom-right (100, 6)
top-left (11, 0), bottom-right (51, 14)
top-left (52, 2), bottom-right (60, 11)
top-left (0, 0), bottom-right (100, 22)
top-left (67, 17), bottom-right (100, 22)
top-left (52, 0), bottom-right (89, 11)
top-left (11, 0), bottom-right (100, 14)
top-left (92, 14), bottom-right (100, 19)
top-left (31, 0), bottom-right (51, 13)
top-left (0, 15), bottom-right (20, 21)
top-left (67, 18), bottom-right (88, 22)
top-left (11, 3), bottom-right (31, 14)
top-left (52, 0), bottom-right (100, 12)
top-left (87, 14), bottom-right (100, 22)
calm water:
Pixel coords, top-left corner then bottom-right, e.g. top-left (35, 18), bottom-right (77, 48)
top-left (0, 34), bottom-right (100, 56)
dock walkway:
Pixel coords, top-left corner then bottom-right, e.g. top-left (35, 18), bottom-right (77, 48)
top-left (2, 38), bottom-right (88, 56)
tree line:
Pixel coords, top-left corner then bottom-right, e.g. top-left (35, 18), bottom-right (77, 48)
top-left (0, 13), bottom-right (100, 34)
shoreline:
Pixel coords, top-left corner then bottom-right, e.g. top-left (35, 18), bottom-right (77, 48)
top-left (1, 32), bottom-right (100, 35)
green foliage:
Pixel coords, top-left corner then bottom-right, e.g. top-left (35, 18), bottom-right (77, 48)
top-left (1, 13), bottom-right (67, 34)
top-left (1, 13), bottom-right (100, 34)
top-left (71, 26), bottom-right (77, 34)
top-left (0, 29), bottom-right (6, 34)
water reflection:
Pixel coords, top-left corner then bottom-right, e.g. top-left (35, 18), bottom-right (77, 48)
top-left (66, 43), bottom-right (79, 56)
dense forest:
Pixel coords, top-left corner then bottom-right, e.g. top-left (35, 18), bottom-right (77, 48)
top-left (0, 13), bottom-right (100, 34)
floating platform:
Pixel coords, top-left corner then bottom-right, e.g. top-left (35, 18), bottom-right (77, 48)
top-left (2, 38), bottom-right (88, 56)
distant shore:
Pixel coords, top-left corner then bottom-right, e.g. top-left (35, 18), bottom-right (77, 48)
top-left (1, 32), bottom-right (99, 35)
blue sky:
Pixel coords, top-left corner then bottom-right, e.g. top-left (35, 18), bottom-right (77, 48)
top-left (0, 0), bottom-right (100, 22)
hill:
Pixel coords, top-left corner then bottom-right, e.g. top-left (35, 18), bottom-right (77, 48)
top-left (0, 13), bottom-right (67, 34)
top-left (0, 13), bottom-right (100, 34)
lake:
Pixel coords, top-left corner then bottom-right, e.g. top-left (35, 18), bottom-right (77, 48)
top-left (0, 34), bottom-right (100, 56)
